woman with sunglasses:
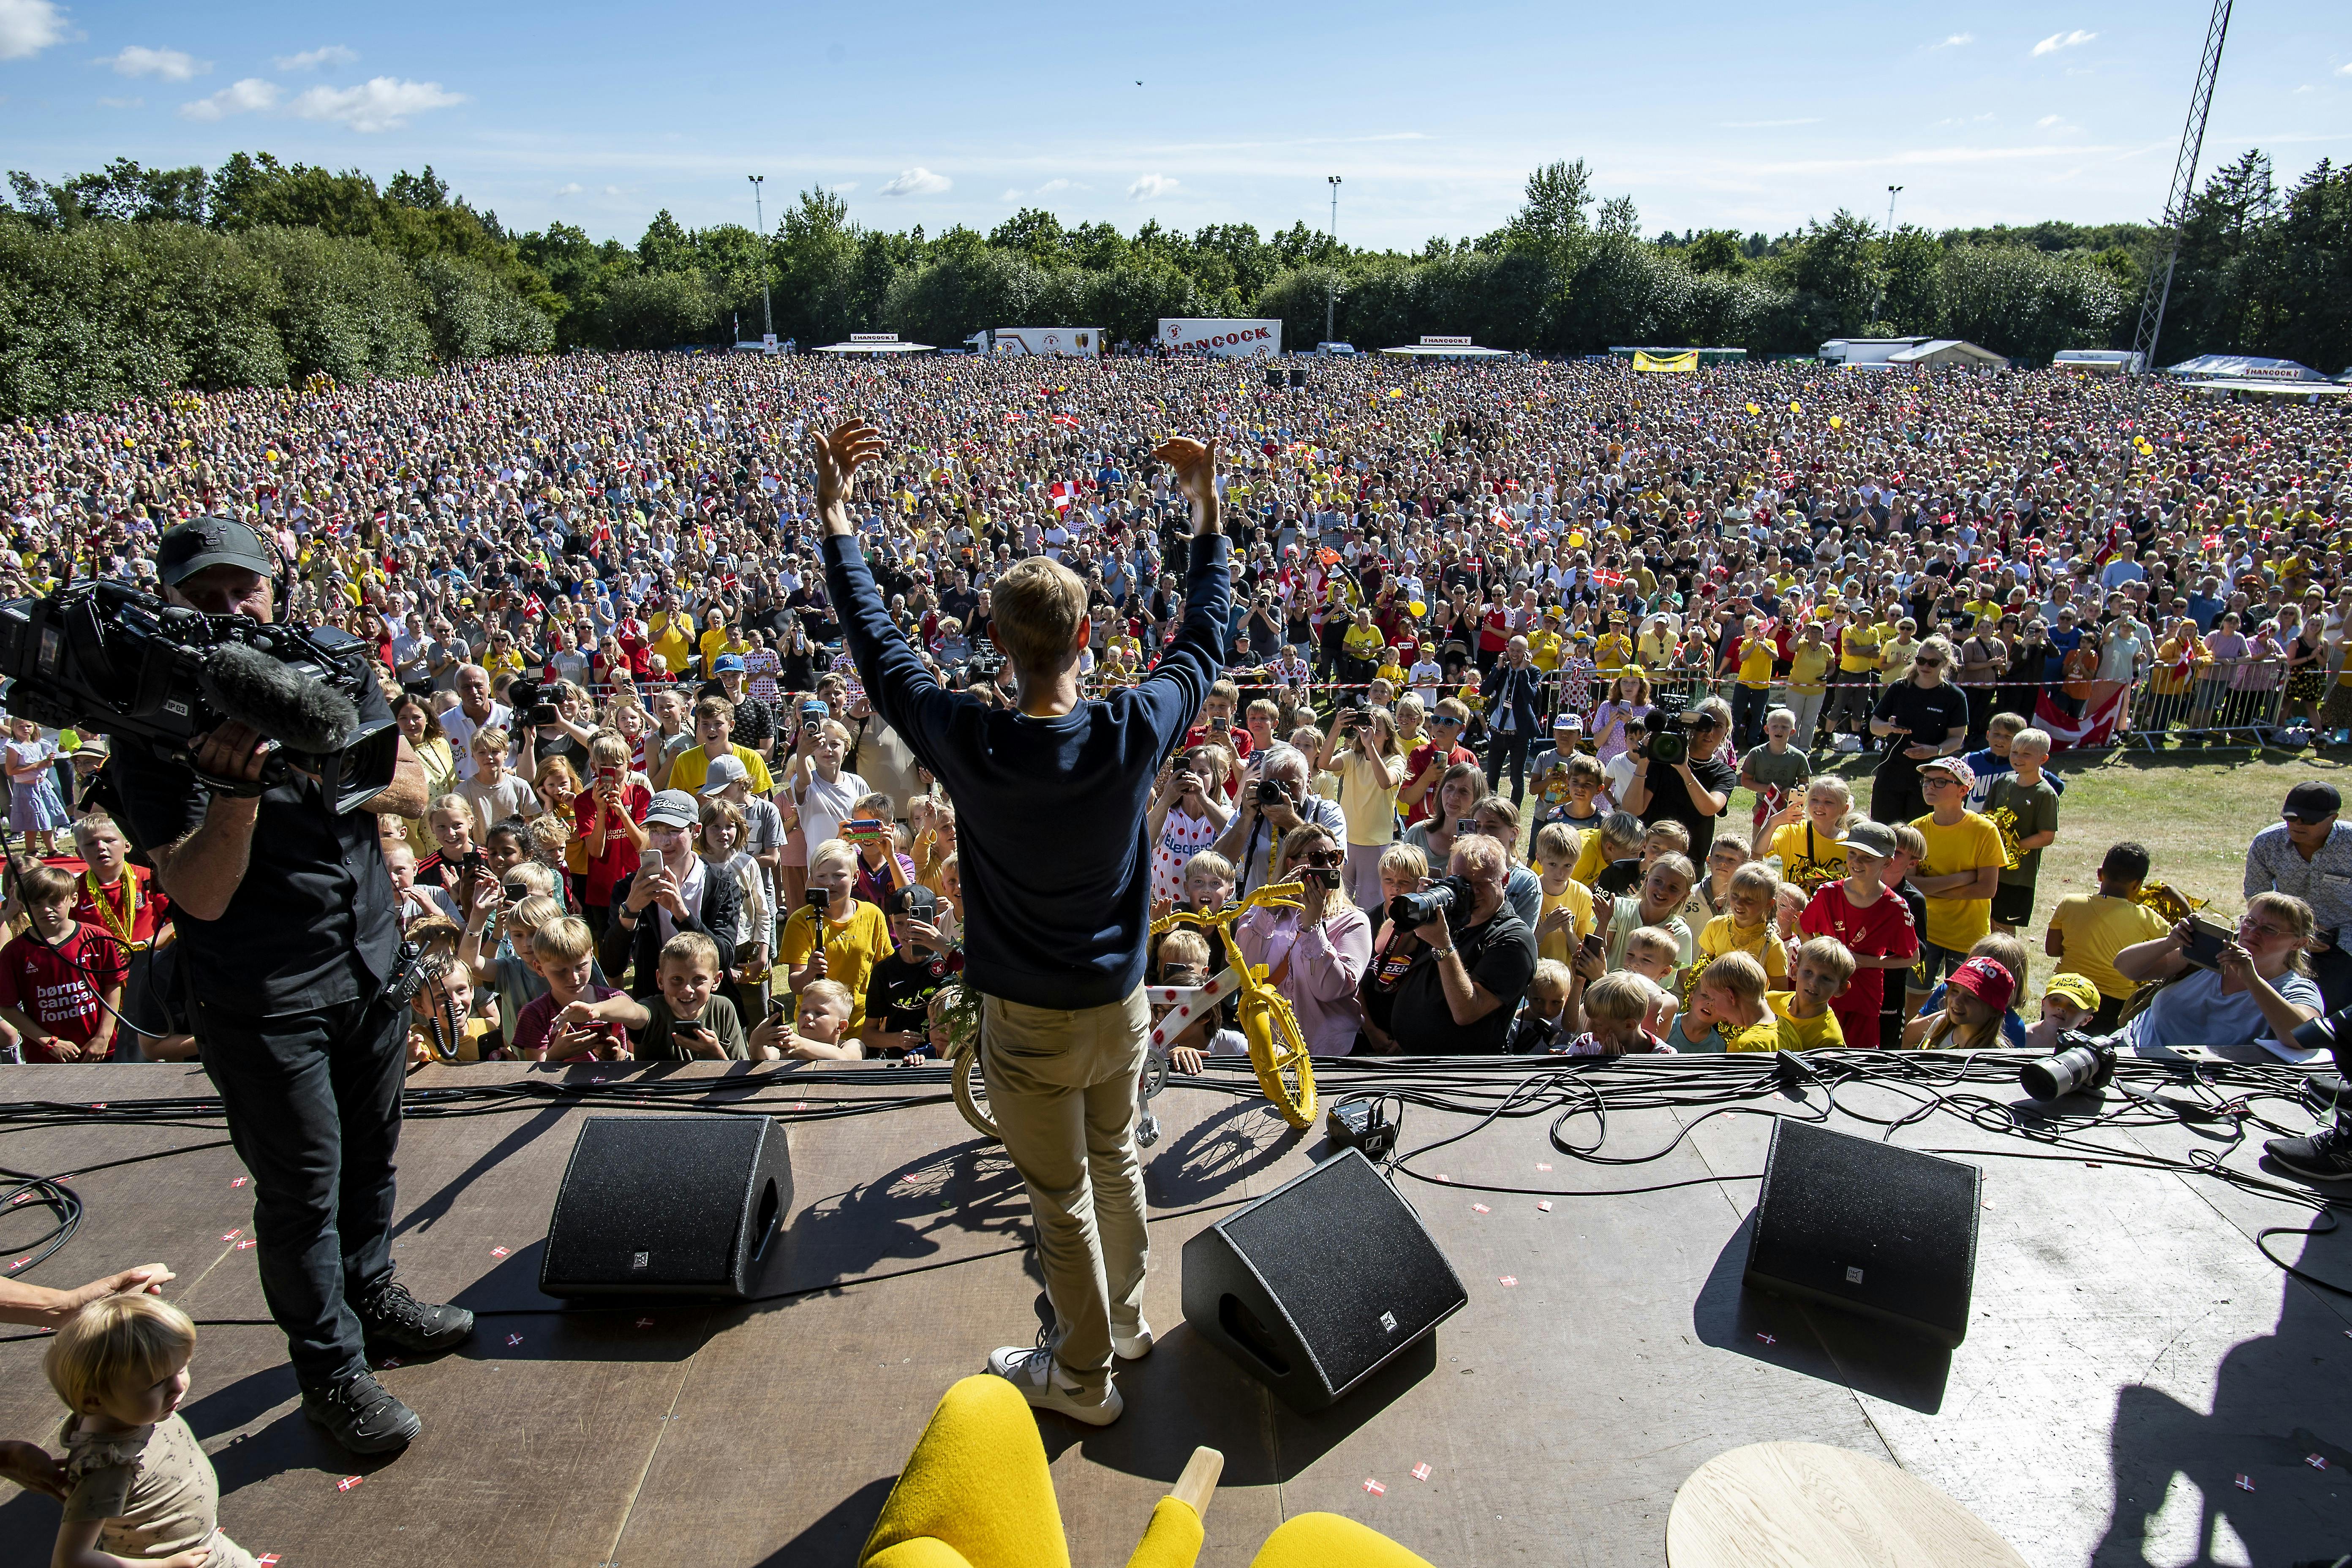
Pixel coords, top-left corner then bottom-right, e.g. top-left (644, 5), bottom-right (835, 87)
top-left (1235, 823), bottom-right (1372, 1057)
top-left (1867, 633), bottom-right (1971, 828)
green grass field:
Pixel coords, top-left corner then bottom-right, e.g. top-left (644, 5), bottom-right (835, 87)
top-left (1762, 748), bottom-right (2338, 996)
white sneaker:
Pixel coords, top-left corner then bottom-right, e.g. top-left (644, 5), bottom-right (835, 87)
top-left (988, 1344), bottom-right (1124, 1426)
top-left (1112, 1318), bottom-right (1155, 1361)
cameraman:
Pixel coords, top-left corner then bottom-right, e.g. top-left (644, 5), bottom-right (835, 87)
top-left (1215, 743), bottom-right (1345, 896)
top-left (106, 519), bottom-right (468, 1456)
top-left (1620, 694), bottom-right (1740, 861)
top-left (1378, 834), bottom-right (1535, 1055)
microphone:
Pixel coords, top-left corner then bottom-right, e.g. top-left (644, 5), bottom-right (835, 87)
top-left (197, 642), bottom-right (358, 755)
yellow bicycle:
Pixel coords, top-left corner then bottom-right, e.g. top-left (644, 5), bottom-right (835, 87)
top-left (943, 881), bottom-right (1319, 1142)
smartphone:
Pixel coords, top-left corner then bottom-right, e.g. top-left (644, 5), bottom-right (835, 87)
top-left (1581, 932), bottom-right (1606, 962)
top-left (1210, 716), bottom-right (1230, 731)
top-left (1456, 818), bottom-right (1478, 836)
top-left (2180, 915), bottom-right (2232, 970)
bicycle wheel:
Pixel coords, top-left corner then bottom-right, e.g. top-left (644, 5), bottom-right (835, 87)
top-left (1239, 991), bottom-right (1316, 1127)
top-left (951, 1041), bottom-right (1002, 1143)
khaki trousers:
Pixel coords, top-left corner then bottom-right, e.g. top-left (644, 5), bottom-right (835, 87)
top-left (981, 985), bottom-right (1151, 1395)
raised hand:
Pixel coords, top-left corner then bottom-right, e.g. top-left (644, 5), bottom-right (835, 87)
top-left (1151, 437), bottom-right (1220, 532)
top-left (814, 421), bottom-right (887, 528)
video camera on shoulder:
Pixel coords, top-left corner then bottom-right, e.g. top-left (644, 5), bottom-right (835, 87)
top-left (0, 578), bottom-right (397, 813)
top-left (508, 676), bottom-right (561, 728)
top-left (1638, 690), bottom-right (1699, 766)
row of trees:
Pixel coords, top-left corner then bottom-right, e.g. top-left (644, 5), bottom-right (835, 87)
top-left (2, 150), bottom-right (2346, 416)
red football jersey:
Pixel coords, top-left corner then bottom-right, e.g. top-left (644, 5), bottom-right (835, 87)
top-left (1799, 880), bottom-right (1917, 1016)
top-left (0, 923), bottom-right (127, 1057)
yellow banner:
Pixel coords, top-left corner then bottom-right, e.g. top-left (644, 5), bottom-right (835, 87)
top-left (1632, 350), bottom-right (1698, 373)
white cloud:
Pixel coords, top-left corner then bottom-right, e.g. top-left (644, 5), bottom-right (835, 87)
top-left (829, 181), bottom-right (857, 193)
top-left (98, 45), bottom-right (205, 79)
top-left (1000, 188), bottom-right (1023, 201)
top-left (879, 166), bottom-right (950, 196)
top-left (179, 77), bottom-right (279, 121)
top-left (555, 182), bottom-right (583, 195)
top-left (2032, 29), bottom-right (2096, 56)
top-left (2337, 62), bottom-right (2352, 76)
top-left (1930, 33), bottom-right (1973, 49)
top-left (96, 94), bottom-right (141, 108)
top-left (1719, 117), bottom-right (1821, 128)
top-left (0, 0), bottom-right (66, 61)
top-left (1036, 177), bottom-right (1072, 195)
top-left (1128, 172), bottom-right (1178, 199)
top-left (2037, 114), bottom-right (2062, 127)
top-left (273, 44), bottom-right (356, 71)
top-left (290, 75), bottom-right (463, 132)
top-left (602, 184), bottom-right (623, 196)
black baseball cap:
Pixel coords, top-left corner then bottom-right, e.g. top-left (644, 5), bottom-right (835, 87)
top-left (2283, 781), bottom-right (2341, 824)
top-left (887, 884), bottom-right (938, 920)
top-left (157, 517), bottom-right (276, 588)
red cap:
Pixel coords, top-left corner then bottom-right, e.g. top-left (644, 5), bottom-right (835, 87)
top-left (1946, 956), bottom-right (2016, 1014)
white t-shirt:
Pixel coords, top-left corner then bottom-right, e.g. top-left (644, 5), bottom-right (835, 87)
top-left (440, 701), bottom-right (514, 782)
top-left (796, 769), bottom-right (869, 856)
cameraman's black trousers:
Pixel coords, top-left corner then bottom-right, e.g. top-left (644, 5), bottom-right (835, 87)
top-left (194, 992), bottom-right (405, 1391)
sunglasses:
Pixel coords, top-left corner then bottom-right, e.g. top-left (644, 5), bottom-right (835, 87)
top-left (1295, 850), bottom-right (1346, 869)
top-left (1913, 657), bottom-right (1945, 668)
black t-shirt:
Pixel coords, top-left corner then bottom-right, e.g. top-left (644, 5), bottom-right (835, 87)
top-left (108, 647), bottom-right (400, 1017)
top-left (1386, 908), bottom-right (1537, 1055)
top-left (1634, 752), bottom-right (1740, 862)
top-left (1870, 681), bottom-right (1972, 781)
top-left (863, 948), bottom-right (963, 1050)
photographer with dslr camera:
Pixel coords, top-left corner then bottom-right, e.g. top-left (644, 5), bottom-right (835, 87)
top-left (1373, 833), bottom-right (1535, 1055)
top-left (92, 519), bottom-right (468, 1456)
top-left (1214, 743), bottom-right (1345, 897)
top-left (1620, 694), bottom-right (1740, 862)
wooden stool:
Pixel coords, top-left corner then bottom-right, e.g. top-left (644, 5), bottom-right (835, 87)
top-left (1667, 1442), bottom-right (2028, 1568)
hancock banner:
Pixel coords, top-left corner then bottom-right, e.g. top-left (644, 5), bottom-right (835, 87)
top-left (1158, 318), bottom-right (1283, 359)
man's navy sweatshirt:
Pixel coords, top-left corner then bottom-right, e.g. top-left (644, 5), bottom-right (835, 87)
top-left (825, 530), bottom-right (1229, 1010)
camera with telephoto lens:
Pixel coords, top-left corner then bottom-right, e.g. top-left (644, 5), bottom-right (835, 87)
top-left (2019, 1029), bottom-right (2117, 1101)
top-left (1254, 777), bottom-right (1293, 808)
top-left (1389, 873), bottom-right (1475, 931)
top-left (0, 578), bottom-right (398, 813)
top-left (1638, 691), bottom-right (1697, 765)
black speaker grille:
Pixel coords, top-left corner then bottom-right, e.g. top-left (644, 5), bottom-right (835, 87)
top-left (542, 1117), bottom-right (768, 1288)
top-left (1747, 1119), bottom-right (1979, 1344)
top-left (1220, 1152), bottom-right (1463, 1392)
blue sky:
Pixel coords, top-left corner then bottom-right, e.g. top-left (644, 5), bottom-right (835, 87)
top-left (3, 0), bottom-right (2348, 248)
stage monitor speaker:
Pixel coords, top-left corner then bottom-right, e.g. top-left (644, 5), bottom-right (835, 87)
top-left (539, 1116), bottom-right (792, 1300)
top-left (1288, 365), bottom-right (1307, 389)
top-left (1742, 1119), bottom-right (1980, 1348)
top-left (1265, 367), bottom-right (1285, 389)
top-left (1182, 1149), bottom-right (1465, 1412)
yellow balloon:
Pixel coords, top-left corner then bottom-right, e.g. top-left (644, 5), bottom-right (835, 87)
top-left (1746, 403), bottom-right (1760, 415)
top-left (1409, 600), bottom-right (1428, 618)
top-left (266, 448), bottom-right (279, 461)
top-left (1829, 416), bottom-right (1842, 429)
top-left (1789, 401), bottom-right (1802, 414)
top-left (1568, 532), bottom-right (1585, 548)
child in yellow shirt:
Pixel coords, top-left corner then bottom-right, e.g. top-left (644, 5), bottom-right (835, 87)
top-left (1698, 862), bottom-right (1788, 985)
top-left (1683, 951), bottom-right (1802, 1053)
top-left (1531, 822), bottom-right (1596, 964)
top-left (1768, 936), bottom-right (1852, 1050)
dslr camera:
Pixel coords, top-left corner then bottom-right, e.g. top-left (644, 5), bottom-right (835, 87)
top-left (1639, 691), bottom-right (1699, 766)
top-left (1253, 776), bottom-right (1294, 808)
top-left (1388, 873), bottom-right (1476, 931)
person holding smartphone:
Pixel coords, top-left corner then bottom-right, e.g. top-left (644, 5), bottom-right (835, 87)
top-left (2108, 893), bottom-right (2322, 1069)
top-left (1233, 824), bottom-right (1372, 1056)
top-left (573, 732), bottom-right (650, 937)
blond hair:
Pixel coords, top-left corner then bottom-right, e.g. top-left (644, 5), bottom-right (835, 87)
top-left (799, 978), bottom-right (855, 1015)
top-left (1583, 971), bottom-right (1655, 1024)
top-left (991, 555), bottom-right (1089, 672)
top-left (1527, 957), bottom-right (1572, 999)
top-left (1379, 842), bottom-right (1429, 883)
top-left (1157, 928), bottom-right (1212, 970)
top-left (531, 915), bottom-right (596, 966)
top-left (1794, 935), bottom-right (1857, 985)
top-left (46, 1294), bottom-right (195, 1413)
top-left (808, 837), bottom-right (859, 877)
top-left (1696, 950), bottom-right (1769, 1003)
top-left (659, 930), bottom-right (720, 972)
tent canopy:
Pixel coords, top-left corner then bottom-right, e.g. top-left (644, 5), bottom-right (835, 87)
top-left (1885, 339), bottom-right (2009, 370)
top-left (1381, 343), bottom-right (1510, 358)
top-left (2165, 353), bottom-right (2328, 383)
top-left (812, 338), bottom-right (935, 354)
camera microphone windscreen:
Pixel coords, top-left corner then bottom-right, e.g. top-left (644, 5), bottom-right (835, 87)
top-left (198, 642), bottom-right (357, 754)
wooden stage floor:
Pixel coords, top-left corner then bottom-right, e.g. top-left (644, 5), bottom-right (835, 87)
top-left (0, 1059), bottom-right (2348, 1568)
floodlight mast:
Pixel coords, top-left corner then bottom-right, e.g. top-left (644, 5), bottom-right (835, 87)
top-left (2121, 0), bottom-right (2231, 485)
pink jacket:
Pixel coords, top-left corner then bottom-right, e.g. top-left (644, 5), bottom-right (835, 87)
top-left (1236, 901), bottom-right (1373, 1056)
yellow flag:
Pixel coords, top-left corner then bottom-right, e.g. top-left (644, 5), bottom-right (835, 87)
top-left (1746, 403), bottom-right (1760, 415)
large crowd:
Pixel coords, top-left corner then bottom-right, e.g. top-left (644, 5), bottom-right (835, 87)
top-left (3, 349), bottom-right (2352, 1521)
top-left (0, 350), bottom-right (2345, 1094)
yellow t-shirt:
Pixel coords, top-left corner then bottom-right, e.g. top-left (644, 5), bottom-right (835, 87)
top-left (1769, 992), bottom-right (1846, 1050)
top-left (1594, 632), bottom-right (1633, 675)
top-left (1336, 751), bottom-right (1403, 847)
top-left (1767, 820), bottom-right (1847, 895)
top-left (1881, 636), bottom-right (1920, 684)
top-left (1699, 915), bottom-right (1788, 982)
top-left (1736, 638), bottom-right (1775, 690)
top-left (651, 626), bottom-right (693, 678)
top-left (1536, 877), bottom-right (1597, 964)
top-left (2047, 893), bottom-right (2171, 1001)
top-left (662, 743), bottom-right (776, 798)
top-left (1786, 644), bottom-right (1831, 695)
top-left (1838, 623), bottom-right (1883, 675)
top-left (1569, 827), bottom-right (1610, 888)
top-left (774, 901), bottom-right (893, 1030)
top-left (1910, 810), bottom-right (2006, 953)
top-left (1526, 628), bottom-right (1562, 672)
top-left (1723, 1013), bottom-right (1805, 1053)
